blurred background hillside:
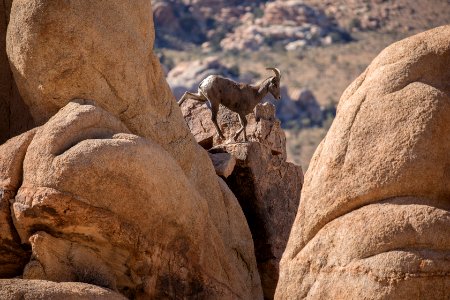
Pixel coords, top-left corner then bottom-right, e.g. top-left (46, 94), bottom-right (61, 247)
top-left (153, 0), bottom-right (450, 170)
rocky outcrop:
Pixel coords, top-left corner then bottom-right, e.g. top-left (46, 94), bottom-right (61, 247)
top-left (303, 0), bottom-right (450, 33)
top-left (151, 0), bottom-right (450, 52)
top-left (0, 279), bottom-right (126, 299)
top-left (181, 99), bottom-right (287, 152)
top-left (220, 0), bottom-right (350, 52)
top-left (0, 129), bottom-right (36, 278)
top-left (7, 1), bottom-right (233, 216)
top-left (0, 0), bottom-right (34, 144)
top-left (181, 101), bottom-right (303, 299)
top-left (3, 0), bottom-right (263, 298)
top-left (11, 100), bottom-right (261, 299)
top-left (216, 140), bottom-right (303, 300)
top-left (277, 25), bottom-right (450, 299)
top-left (152, 0), bottom-right (266, 49)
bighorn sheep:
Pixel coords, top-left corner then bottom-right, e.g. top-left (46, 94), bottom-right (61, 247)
top-left (178, 68), bottom-right (281, 141)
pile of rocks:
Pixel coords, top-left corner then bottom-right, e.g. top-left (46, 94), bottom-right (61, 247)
top-left (303, 0), bottom-right (450, 33)
top-left (152, 0), bottom-right (351, 51)
top-left (152, 0), bottom-right (266, 49)
top-left (220, 0), bottom-right (351, 52)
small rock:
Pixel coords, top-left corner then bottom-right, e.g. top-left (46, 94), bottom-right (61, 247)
top-left (208, 152), bottom-right (236, 178)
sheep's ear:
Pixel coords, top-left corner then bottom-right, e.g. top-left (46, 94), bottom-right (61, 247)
top-left (259, 80), bottom-right (270, 94)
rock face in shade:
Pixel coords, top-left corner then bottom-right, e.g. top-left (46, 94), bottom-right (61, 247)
top-left (0, 0), bottom-right (34, 144)
top-left (276, 25), bottom-right (450, 299)
top-left (11, 101), bottom-right (262, 299)
top-left (182, 102), bottom-right (303, 299)
top-left (0, 279), bottom-right (126, 300)
top-left (0, 130), bottom-right (36, 277)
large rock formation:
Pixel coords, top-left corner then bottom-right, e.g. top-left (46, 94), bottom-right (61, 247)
top-left (2, 0), bottom-right (263, 298)
top-left (0, 0), bottom-right (34, 144)
top-left (0, 130), bottom-right (36, 277)
top-left (6, 2), bottom-right (238, 233)
top-left (277, 25), bottom-right (450, 299)
top-left (11, 101), bottom-right (261, 298)
top-left (181, 101), bottom-right (303, 299)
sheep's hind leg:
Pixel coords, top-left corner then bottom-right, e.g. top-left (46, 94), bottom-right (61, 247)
top-left (233, 113), bottom-right (248, 142)
top-left (178, 92), bottom-right (207, 106)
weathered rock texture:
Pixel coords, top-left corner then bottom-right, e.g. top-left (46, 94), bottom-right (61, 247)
top-left (10, 100), bottom-right (262, 299)
top-left (4, 0), bottom-right (263, 298)
top-left (182, 101), bottom-right (303, 299)
top-left (0, 129), bottom-right (36, 277)
top-left (181, 100), bottom-right (287, 153)
top-left (277, 25), bottom-right (450, 299)
top-left (0, 279), bottom-right (126, 299)
top-left (0, 0), bottom-right (34, 144)
top-left (7, 0), bottom-right (222, 217)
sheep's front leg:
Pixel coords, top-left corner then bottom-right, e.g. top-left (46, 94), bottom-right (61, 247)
top-left (233, 113), bottom-right (248, 142)
top-left (210, 101), bottom-right (225, 139)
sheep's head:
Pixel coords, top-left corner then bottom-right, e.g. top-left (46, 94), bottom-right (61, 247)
top-left (267, 68), bottom-right (281, 100)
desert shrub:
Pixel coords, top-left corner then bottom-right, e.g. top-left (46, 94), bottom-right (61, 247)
top-left (228, 64), bottom-right (240, 78)
top-left (180, 16), bottom-right (206, 44)
top-left (205, 17), bottom-right (216, 29)
top-left (328, 30), bottom-right (353, 43)
top-left (348, 18), bottom-right (361, 30)
top-left (253, 7), bottom-right (264, 19)
top-left (209, 28), bottom-right (228, 52)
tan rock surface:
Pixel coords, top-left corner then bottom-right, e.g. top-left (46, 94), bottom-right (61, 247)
top-left (6, 1), bottom-right (225, 226)
top-left (0, 279), bottom-right (126, 300)
top-left (0, 0), bottom-right (34, 144)
top-left (277, 25), bottom-right (450, 299)
top-left (11, 101), bottom-right (261, 299)
top-left (0, 129), bottom-right (36, 277)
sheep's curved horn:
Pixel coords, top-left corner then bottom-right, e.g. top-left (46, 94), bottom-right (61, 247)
top-left (266, 67), bottom-right (281, 80)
